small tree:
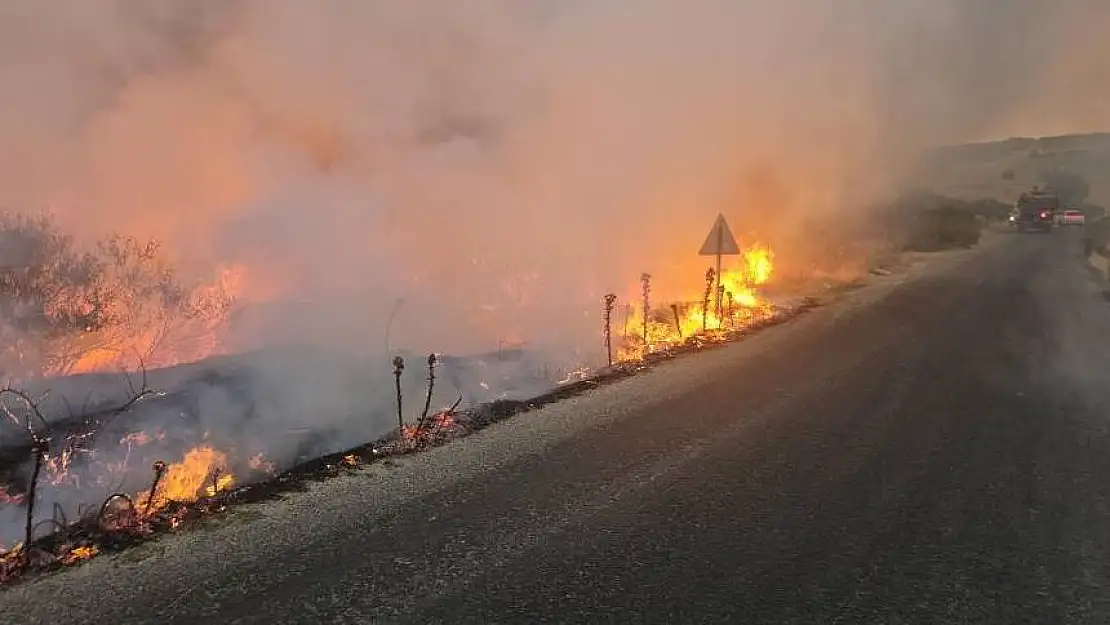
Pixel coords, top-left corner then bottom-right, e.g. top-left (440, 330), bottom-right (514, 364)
top-left (0, 212), bottom-right (236, 381)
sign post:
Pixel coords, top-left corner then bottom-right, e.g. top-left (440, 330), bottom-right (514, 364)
top-left (698, 214), bottom-right (741, 323)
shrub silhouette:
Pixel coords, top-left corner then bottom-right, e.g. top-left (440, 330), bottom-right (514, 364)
top-left (0, 213), bottom-right (235, 381)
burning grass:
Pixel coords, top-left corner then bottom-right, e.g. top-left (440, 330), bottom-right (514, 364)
top-left (615, 243), bottom-right (776, 361)
top-left (0, 238), bottom-right (812, 588)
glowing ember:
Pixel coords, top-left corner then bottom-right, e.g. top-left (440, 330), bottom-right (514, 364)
top-left (431, 411), bottom-right (455, 430)
top-left (60, 545), bottom-right (98, 565)
top-left (0, 485), bottom-right (25, 505)
top-left (44, 447), bottom-right (80, 487)
top-left (400, 410), bottom-right (459, 446)
top-left (0, 544), bottom-right (22, 567)
top-left (120, 431), bottom-right (159, 448)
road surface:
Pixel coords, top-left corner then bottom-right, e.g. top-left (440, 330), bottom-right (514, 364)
top-left (7, 230), bottom-right (1110, 623)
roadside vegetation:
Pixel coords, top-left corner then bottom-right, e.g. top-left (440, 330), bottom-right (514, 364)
top-left (0, 212), bottom-right (236, 383)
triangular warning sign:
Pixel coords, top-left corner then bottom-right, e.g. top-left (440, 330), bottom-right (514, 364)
top-left (698, 214), bottom-right (741, 256)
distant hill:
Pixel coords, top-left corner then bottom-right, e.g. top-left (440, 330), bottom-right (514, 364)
top-left (915, 132), bottom-right (1110, 207)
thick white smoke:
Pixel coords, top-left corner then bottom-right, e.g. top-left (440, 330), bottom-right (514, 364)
top-left (3, 0), bottom-right (1109, 349)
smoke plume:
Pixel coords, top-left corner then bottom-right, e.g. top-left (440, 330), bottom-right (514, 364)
top-left (2, 0), bottom-right (1109, 352)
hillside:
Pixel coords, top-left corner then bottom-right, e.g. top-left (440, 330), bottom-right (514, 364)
top-left (916, 132), bottom-right (1110, 207)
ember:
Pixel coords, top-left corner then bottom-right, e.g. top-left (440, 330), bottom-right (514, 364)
top-left (0, 485), bottom-right (25, 505)
top-left (59, 544), bottom-right (98, 565)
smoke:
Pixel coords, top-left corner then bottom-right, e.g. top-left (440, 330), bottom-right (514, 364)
top-left (1, 1), bottom-right (1110, 544)
top-left (2, 0), bottom-right (1109, 350)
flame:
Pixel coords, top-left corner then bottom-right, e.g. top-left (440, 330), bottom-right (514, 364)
top-left (400, 410), bottom-right (458, 444)
top-left (616, 241), bottom-right (777, 361)
top-left (55, 263), bottom-right (247, 378)
top-left (60, 545), bottom-right (98, 565)
top-left (137, 445), bottom-right (235, 513)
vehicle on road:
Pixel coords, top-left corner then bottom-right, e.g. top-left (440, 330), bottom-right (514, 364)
top-left (1013, 188), bottom-right (1058, 233)
top-left (1060, 208), bottom-right (1086, 226)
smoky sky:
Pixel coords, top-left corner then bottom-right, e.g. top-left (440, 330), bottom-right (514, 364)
top-left (0, 0), bottom-right (1108, 358)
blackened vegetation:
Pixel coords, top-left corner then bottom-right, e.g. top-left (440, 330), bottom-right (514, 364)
top-left (0, 297), bottom-right (820, 588)
top-left (0, 366), bottom-right (157, 580)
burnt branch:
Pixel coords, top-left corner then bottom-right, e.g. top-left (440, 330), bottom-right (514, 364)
top-left (22, 440), bottom-right (47, 566)
top-left (603, 294), bottom-right (617, 367)
top-left (84, 356), bottom-right (160, 434)
top-left (416, 354), bottom-right (438, 432)
top-left (0, 386), bottom-right (50, 437)
top-left (143, 461), bottom-right (167, 518)
top-left (52, 502), bottom-right (68, 528)
top-left (30, 518), bottom-right (67, 543)
top-left (702, 268), bottom-right (715, 334)
top-left (97, 493), bottom-right (137, 531)
top-left (116, 353), bottom-right (157, 414)
top-left (392, 356), bottom-right (405, 430)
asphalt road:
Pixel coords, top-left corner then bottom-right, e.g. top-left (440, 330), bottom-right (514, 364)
top-left (8, 229), bottom-right (1110, 624)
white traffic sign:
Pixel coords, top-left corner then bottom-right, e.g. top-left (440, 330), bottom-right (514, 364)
top-left (698, 214), bottom-right (740, 256)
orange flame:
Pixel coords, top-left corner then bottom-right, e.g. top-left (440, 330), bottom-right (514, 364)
top-left (60, 545), bottom-right (99, 565)
top-left (58, 263), bottom-right (247, 377)
top-left (617, 241), bottom-right (776, 361)
top-left (137, 445), bottom-right (235, 513)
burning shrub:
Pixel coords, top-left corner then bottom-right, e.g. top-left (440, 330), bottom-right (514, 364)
top-left (615, 244), bottom-right (778, 361)
top-left (0, 212), bottom-right (237, 381)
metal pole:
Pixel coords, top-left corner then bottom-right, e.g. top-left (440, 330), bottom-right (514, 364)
top-left (714, 252), bottom-right (722, 322)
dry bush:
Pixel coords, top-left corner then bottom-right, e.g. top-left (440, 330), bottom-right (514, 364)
top-left (0, 213), bottom-right (235, 381)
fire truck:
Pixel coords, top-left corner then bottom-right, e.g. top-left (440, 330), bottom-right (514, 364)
top-left (1011, 187), bottom-right (1058, 233)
